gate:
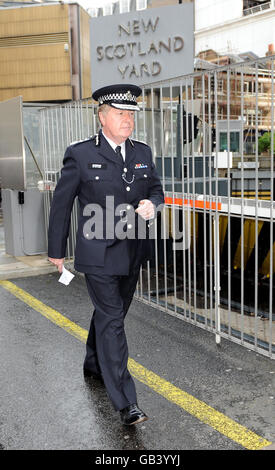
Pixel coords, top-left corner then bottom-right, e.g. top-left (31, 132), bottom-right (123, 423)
top-left (40, 55), bottom-right (275, 359)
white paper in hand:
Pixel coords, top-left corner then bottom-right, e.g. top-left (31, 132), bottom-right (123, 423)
top-left (58, 266), bottom-right (75, 286)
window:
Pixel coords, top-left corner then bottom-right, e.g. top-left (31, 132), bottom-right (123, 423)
top-left (119, 0), bottom-right (130, 13)
top-left (244, 81), bottom-right (256, 94)
top-left (244, 81), bottom-right (250, 93)
top-left (258, 82), bottom-right (264, 94)
top-left (243, 1), bottom-right (271, 16)
top-left (245, 109), bottom-right (263, 126)
top-left (103, 4), bottom-right (113, 16)
top-left (136, 0), bottom-right (147, 10)
top-left (217, 79), bottom-right (223, 93)
top-left (219, 131), bottom-right (240, 152)
top-left (88, 7), bottom-right (98, 17)
top-left (247, 111), bottom-right (256, 126)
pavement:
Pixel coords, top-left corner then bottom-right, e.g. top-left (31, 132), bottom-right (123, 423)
top-left (0, 215), bottom-right (274, 452)
top-left (0, 214), bottom-right (56, 280)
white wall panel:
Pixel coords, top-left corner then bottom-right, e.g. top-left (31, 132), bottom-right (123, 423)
top-left (195, 0), bottom-right (243, 31)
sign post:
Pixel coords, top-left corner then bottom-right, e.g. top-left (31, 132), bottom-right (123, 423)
top-left (90, 3), bottom-right (194, 90)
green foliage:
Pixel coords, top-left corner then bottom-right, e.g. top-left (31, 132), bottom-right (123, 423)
top-left (258, 132), bottom-right (275, 154)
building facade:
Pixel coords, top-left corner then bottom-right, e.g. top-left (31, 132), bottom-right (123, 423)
top-left (195, 0), bottom-right (275, 58)
top-left (0, 1), bottom-right (91, 102)
top-left (87, 0), bottom-right (192, 17)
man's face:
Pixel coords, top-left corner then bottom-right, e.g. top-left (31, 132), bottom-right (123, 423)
top-left (100, 106), bottom-right (135, 144)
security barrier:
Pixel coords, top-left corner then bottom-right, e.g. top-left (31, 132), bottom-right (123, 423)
top-left (40, 55), bottom-right (275, 359)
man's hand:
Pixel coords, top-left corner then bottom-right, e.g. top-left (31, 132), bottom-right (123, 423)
top-left (48, 257), bottom-right (64, 273)
top-left (135, 199), bottom-right (155, 220)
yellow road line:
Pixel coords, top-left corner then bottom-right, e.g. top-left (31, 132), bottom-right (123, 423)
top-left (0, 279), bottom-right (272, 451)
top-left (0, 280), bottom-right (88, 343)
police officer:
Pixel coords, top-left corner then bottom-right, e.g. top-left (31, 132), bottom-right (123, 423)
top-left (48, 84), bottom-right (164, 425)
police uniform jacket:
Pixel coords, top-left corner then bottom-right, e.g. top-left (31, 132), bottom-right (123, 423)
top-left (48, 130), bottom-right (164, 275)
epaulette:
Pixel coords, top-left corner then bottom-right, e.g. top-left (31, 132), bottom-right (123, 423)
top-left (70, 136), bottom-right (92, 146)
top-left (92, 134), bottom-right (100, 146)
top-left (129, 138), bottom-right (149, 147)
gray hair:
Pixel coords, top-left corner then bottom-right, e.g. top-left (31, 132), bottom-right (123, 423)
top-left (97, 104), bottom-right (111, 126)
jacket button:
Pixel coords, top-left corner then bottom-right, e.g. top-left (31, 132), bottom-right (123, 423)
top-left (126, 186), bottom-right (130, 191)
top-left (95, 176), bottom-right (99, 180)
top-left (128, 224), bottom-right (132, 229)
top-left (127, 205), bottom-right (131, 210)
top-left (144, 174), bottom-right (147, 178)
top-left (124, 168), bottom-right (127, 172)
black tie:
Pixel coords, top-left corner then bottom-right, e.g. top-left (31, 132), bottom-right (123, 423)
top-left (115, 146), bottom-right (124, 165)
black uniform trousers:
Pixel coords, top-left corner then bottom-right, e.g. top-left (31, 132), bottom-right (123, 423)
top-left (83, 240), bottom-right (143, 411)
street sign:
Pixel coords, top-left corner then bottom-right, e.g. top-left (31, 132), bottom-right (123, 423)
top-left (90, 3), bottom-right (194, 90)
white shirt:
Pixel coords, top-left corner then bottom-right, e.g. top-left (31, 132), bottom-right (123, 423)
top-left (102, 131), bottom-right (126, 161)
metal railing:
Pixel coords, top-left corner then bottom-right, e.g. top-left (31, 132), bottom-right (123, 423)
top-left (243, 1), bottom-right (271, 16)
top-left (40, 55), bottom-right (275, 359)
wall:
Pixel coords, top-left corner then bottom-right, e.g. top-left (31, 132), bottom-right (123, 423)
top-left (195, 0), bottom-right (275, 57)
top-left (195, 0), bottom-right (243, 31)
top-left (0, 4), bottom-right (72, 102)
top-left (80, 5), bottom-right (92, 99)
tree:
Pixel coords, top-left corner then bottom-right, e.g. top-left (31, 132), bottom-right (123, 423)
top-left (258, 132), bottom-right (275, 154)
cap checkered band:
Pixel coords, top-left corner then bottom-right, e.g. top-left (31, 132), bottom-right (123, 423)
top-left (98, 90), bottom-right (137, 105)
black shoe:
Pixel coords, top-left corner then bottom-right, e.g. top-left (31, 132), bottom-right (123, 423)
top-left (83, 368), bottom-right (104, 383)
top-left (120, 404), bottom-right (148, 425)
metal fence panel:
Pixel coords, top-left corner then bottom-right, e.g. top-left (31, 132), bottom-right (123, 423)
top-left (40, 56), bottom-right (275, 359)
